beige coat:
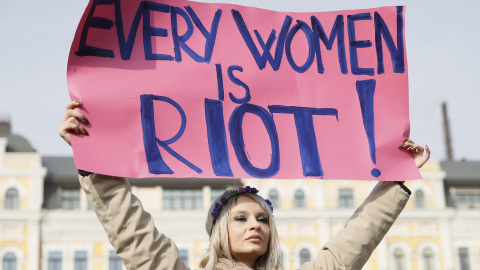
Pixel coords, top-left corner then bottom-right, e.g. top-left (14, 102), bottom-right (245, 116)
top-left (79, 174), bottom-right (410, 270)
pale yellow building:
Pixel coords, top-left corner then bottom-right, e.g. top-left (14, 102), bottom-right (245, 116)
top-left (0, 122), bottom-right (47, 270)
top-left (1, 120), bottom-right (480, 270)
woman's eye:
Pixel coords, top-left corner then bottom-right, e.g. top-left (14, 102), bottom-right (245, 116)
top-left (234, 216), bottom-right (247, 221)
top-left (258, 217), bottom-right (269, 223)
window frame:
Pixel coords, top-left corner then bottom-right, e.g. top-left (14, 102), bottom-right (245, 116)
top-left (60, 188), bottom-right (80, 209)
top-left (458, 247), bottom-right (471, 270)
top-left (74, 251), bottom-right (87, 270)
top-left (414, 189), bottom-right (426, 208)
top-left (48, 251), bottom-right (62, 270)
top-left (393, 247), bottom-right (406, 270)
top-left (294, 189), bottom-right (305, 208)
top-left (2, 252), bottom-right (16, 270)
top-left (299, 248), bottom-right (311, 266)
top-left (178, 249), bottom-right (189, 266)
top-left (268, 189), bottom-right (280, 209)
top-left (109, 250), bottom-right (122, 270)
top-left (162, 189), bottom-right (203, 210)
top-left (5, 188), bottom-right (19, 209)
top-left (338, 188), bottom-right (354, 208)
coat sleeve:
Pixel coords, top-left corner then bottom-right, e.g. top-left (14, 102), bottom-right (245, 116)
top-left (79, 173), bottom-right (190, 270)
top-left (300, 181), bottom-right (410, 270)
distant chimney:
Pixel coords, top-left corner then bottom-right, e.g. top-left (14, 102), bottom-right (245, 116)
top-left (442, 102), bottom-right (453, 160)
top-left (0, 116), bottom-right (11, 135)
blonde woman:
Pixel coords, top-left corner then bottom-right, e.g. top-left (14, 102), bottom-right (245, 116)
top-left (59, 101), bottom-right (430, 270)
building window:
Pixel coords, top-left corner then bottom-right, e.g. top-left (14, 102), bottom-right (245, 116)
top-left (3, 252), bottom-right (16, 270)
top-left (5, 188), bottom-right (19, 209)
top-left (61, 188), bottom-right (80, 209)
top-left (163, 189), bottom-right (202, 209)
top-left (455, 192), bottom-right (480, 209)
top-left (294, 189), bottom-right (305, 208)
top-left (422, 248), bottom-right (434, 270)
top-left (393, 248), bottom-right (405, 270)
top-left (109, 251), bottom-right (122, 270)
top-left (268, 189), bottom-right (279, 208)
top-left (299, 248), bottom-right (310, 265)
top-left (415, 190), bottom-right (425, 208)
top-left (74, 251), bottom-right (87, 270)
top-left (48, 251), bottom-right (62, 270)
top-left (339, 189), bottom-right (353, 208)
top-left (178, 249), bottom-right (188, 266)
top-left (458, 247), bottom-right (470, 270)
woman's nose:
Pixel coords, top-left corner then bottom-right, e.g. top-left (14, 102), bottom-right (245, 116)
top-left (249, 219), bottom-right (261, 230)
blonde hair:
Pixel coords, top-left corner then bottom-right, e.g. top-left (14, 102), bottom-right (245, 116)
top-left (200, 191), bottom-right (283, 270)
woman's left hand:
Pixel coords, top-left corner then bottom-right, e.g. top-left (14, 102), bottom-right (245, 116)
top-left (58, 101), bottom-right (89, 146)
top-left (399, 138), bottom-right (430, 169)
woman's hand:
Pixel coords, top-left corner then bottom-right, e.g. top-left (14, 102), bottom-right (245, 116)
top-left (399, 138), bottom-right (430, 169)
top-left (58, 101), bottom-right (89, 146)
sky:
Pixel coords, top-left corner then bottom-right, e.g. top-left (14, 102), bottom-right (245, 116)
top-left (0, 0), bottom-right (479, 161)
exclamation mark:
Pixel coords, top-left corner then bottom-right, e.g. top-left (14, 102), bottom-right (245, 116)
top-left (356, 79), bottom-right (381, 177)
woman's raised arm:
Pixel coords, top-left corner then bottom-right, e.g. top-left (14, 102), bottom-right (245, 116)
top-left (301, 140), bottom-right (430, 270)
top-left (59, 101), bottom-right (189, 270)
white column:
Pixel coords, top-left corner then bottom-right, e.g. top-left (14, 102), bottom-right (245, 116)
top-left (440, 218), bottom-right (454, 270)
top-left (315, 180), bottom-right (325, 209)
top-left (31, 174), bottom-right (45, 210)
top-left (433, 176), bottom-right (446, 208)
top-left (319, 219), bottom-right (330, 248)
top-left (28, 221), bottom-right (40, 270)
top-left (378, 238), bottom-right (388, 270)
top-left (203, 186), bottom-right (211, 210)
top-left (152, 186), bottom-right (161, 210)
top-left (158, 186), bottom-right (163, 210)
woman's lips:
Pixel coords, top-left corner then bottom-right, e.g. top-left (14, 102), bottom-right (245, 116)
top-left (247, 235), bottom-right (262, 242)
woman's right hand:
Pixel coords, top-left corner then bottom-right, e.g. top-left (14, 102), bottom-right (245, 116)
top-left (398, 138), bottom-right (430, 169)
top-left (58, 101), bottom-right (89, 146)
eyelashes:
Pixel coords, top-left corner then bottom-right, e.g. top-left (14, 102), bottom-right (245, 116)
top-left (234, 215), bottom-right (247, 221)
top-left (257, 217), bottom-right (269, 223)
top-left (233, 215), bottom-right (269, 223)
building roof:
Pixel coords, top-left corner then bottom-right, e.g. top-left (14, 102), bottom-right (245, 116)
top-left (3, 134), bottom-right (36, 152)
top-left (42, 156), bottom-right (242, 188)
top-left (440, 160), bottom-right (480, 183)
top-left (0, 121), bottom-right (35, 152)
top-left (42, 156), bottom-right (77, 180)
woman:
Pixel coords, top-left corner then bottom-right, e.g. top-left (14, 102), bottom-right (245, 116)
top-left (59, 101), bottom-right (430, 270)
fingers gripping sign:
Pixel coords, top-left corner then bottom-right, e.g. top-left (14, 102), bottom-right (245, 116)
top-left (398, 138), bottom-right (430, 169)
top-left (59, 101), bottom-right (90, 146)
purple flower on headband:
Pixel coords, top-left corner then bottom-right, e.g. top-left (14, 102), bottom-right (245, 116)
top-left (211, 186), bottom-right (266, 226)
top-left (265, 199), bottom-right (274, 213)
top-left (238, 186), bottom-right (258, 194)
top-left (211, 202), bottom-right (223, 220)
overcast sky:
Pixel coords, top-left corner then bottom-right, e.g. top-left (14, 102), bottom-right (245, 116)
top-left (0, 0), bottom-right (479, 161)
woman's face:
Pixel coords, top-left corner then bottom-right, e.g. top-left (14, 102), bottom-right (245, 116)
top-left (227, 195), bottom-right (271, 266)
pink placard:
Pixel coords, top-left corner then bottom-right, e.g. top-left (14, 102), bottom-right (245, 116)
top-left (68, 0), bottom-right (420, 181)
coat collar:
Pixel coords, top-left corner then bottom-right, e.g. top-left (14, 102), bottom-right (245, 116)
top-left (213, 258), bottom-right (255, 270)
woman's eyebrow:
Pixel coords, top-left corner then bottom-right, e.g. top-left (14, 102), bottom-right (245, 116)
top-left (231, 210), bottom-right (268, 216)
top-left (231, 210), bottom-right (248, 215)
top-left (257, 211), bottom-right (268, 216)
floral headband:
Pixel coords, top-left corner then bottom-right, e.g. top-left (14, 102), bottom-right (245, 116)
top-left (210, 186), bottom-right (273, 229)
